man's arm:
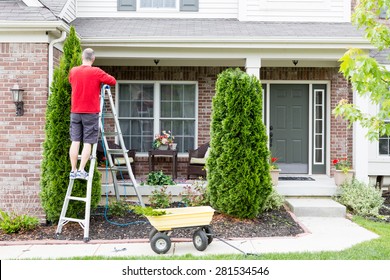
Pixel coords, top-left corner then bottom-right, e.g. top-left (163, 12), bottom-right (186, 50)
top-left (96, 68), bottom-right (116, 86)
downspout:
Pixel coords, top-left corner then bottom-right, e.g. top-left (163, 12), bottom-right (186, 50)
top-left (48, 30), bottom-right (67, 95)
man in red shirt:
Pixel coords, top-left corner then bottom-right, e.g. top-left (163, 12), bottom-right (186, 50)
top-left (68, 48), bottom-right (116, 180)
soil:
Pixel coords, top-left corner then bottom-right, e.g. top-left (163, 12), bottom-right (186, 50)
top-left (1, 194), bottom-right (389, 243)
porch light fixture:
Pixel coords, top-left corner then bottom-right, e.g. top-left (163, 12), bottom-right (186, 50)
top-left (154, 59), bottom-right (160, 65)
top-left (292, 60), bottom-right (299, 66)
top-left (10, 83), bottom-right (24, 116)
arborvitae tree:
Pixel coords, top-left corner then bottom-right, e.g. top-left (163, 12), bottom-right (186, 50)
top-left (40, 26), bottom-right (101, 223)
top-left (207, 68), bottom-right (272, 219)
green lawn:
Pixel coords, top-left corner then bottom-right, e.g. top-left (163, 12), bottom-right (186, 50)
top-left (70, 216), bottom-right (390, 260)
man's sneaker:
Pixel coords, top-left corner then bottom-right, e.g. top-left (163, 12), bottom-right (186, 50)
top-left (69, 171), bottom-right (76, 180)
top-left (76, 170), bottom-right (89, 180)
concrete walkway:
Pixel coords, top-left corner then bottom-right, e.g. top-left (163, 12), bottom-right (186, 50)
top-left (0, 216), bottom-right (378, 259)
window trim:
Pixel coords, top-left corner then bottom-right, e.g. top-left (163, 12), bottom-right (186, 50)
top-left (116, 80), bottom-right (198, 156)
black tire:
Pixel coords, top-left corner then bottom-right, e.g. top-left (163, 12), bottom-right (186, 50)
top-left (148, 228), bottom-right (159, 241)
top-left (150, 232), bottom-right (171, 254)
top-left (193, 229), bottom-right (208, 251)
top-left (203, 225), bottom-right (214, 244)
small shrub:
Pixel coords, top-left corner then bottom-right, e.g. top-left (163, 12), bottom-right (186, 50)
top-left (149, 185), bottom-right (172, 208)
top-left (108, 200), bottom-right (132, 217)
top-left (335, 179), bottom-right (384, 217)
top-left (180, 180), bottom-right (208, 206)
top-left (146, 171), bottom-right (175, 186)
top-left (0, 210), bottom-right (39, 234)
top-left (262, 188), bottom-right (285, 212)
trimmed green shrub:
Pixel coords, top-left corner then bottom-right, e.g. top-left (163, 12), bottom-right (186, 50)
top-left (0, 210), bottom-right (39, 234)
top-left (40, 26), bottom-right (101, 223)
top-left (336, 179), bottom-right (384, 217)
top-left (207, 68), bottom-right (272, 218)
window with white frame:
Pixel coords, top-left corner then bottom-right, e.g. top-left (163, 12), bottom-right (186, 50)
top-left (139, 0), bottom-right (176, 9)
top-left (379, 120), bottom-right (390, 156)
top-left (313, 89), bottom-right (325, 164)
top-left (118, 82), bottom-right (197, 153)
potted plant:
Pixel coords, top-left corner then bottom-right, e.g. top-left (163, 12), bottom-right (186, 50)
top-left (152, 130), bottom-right (174, 150)
top-left (269, 156), bottom-right (281, 186)
top-left (333, 157), bottom-right (354, 186)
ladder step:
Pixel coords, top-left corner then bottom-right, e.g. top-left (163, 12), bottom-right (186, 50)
top-left (102, 131), bottom-right (119, 137)
top-left (107, 148), bottom-right (128, 155)
top-left (118, 182), bottom-right (135, 187)
top-left (103, 113), bottom-right (115, 118)
top-left (110, 166), bottom-right (129, 172)
top-left (68, 196), bottom-right (87, 202)
top-left (61, 217), bottom-right (85, 224)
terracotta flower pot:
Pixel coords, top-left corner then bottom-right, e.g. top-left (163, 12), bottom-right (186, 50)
top-left (334, 170), bottom-right (354, 186)
top-left (270, 169), bottom-right (281, 186)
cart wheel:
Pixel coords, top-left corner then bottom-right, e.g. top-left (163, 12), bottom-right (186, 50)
top-left (150, 232), bottom-right (171, 254)
top-left (193, 229), bottom-right (208, 251)
top-left (149, 228), bottom-right (158, 241)
top-left (203, 226), bottom-right (214, 245)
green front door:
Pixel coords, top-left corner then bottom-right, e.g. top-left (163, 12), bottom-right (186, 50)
top-left (270, 84), bottom-right (309, 174)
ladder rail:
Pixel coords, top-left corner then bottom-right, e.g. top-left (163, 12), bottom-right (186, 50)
top-left (101, 85), bottom-right (144, 206)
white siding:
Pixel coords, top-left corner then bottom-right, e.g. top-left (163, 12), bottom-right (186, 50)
top-left (76, 0), bottom-right (350, 22)
top-left (60, 0), bottom-right (77, 23)
top-left (245, 0), bottom-right (351, 22)
top-left (76, 0), bottom-right (238, 18)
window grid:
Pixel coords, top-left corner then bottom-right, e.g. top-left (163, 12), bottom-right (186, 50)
top-left (313, 89), bottom-right (325, 164)
top-left (118, 82), bottom-right (196, 154)
top-left (140, 0), bottom-right (176, 8)
top-left (379, 121), bottom-right (390, 156)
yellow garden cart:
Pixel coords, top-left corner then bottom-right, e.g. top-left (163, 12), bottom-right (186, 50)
top-left (145, 206), bottom-right (215, 254)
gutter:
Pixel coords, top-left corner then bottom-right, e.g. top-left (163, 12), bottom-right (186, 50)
top-left (48, 30), bottom-right (67, 95)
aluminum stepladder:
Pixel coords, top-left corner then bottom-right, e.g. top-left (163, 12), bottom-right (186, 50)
top-left (99, 85), bottom-right (144, 207)
top-left (56, 85), bottom-right (144, 242)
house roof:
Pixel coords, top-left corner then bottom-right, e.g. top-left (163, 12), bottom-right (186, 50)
top-left (71, 18), bottom-right (364, 40)
top-left (371, 49), bottom-right (390, 64)
top-left (0, 0), bottom-right (57, 21)
top-left (40, 0), bottom-right (68, 15)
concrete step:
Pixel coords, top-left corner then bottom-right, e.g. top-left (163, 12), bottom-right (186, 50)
top-left (285, 198), bottom-right (346, 218)
top-left (277, 185), bottom-right (339, 197)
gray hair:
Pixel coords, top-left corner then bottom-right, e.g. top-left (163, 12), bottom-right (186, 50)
top-left (82, 48), bottom-right (95, 62)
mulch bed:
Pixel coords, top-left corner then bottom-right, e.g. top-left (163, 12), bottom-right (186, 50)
top-left (1, 194), bottom-right (389, 243)
top-left (0, 206), bottom-right (305, 242)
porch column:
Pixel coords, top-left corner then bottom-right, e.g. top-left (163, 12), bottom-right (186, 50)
top-left (245, 55), bottom-right (261, 79)
top-left (353, 90), bottom-right (369, 183)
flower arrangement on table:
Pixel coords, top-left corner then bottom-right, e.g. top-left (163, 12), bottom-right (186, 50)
top-left (152, 130), bottom-right (175, 149)
top-left (333, 157), bottom-right (351, 174)
top-left (270, 157), bottom-right (279, 171)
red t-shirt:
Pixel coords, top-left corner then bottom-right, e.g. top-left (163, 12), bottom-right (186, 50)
top-left (69, 65), bottom-right (116, 113)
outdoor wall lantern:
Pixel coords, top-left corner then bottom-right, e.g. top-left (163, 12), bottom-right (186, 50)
top-left (10, 83), bottom-right (24, 116)
top-left (292, 60), bottom-right (299, 66)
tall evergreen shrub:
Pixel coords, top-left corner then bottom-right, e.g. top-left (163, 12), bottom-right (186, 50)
top-left (40, 26), bottom-right (101, 223)
top-left (207, 68), bottom-right (272, 219)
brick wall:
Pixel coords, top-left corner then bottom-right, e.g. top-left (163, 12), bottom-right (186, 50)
top-left (101, 66), bottom-right (352, 178)
top-left (0, 43), bottom-right (50, 219)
